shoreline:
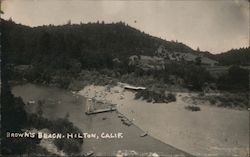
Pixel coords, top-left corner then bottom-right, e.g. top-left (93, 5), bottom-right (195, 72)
top-left (11, 83), bottom-right (193, 157)
top-left (11, 83), bottom-right (249, 156)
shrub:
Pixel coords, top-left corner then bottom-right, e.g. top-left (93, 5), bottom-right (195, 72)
top-left (167, 93), bottom-right (176, 102)
top-left (27, 114), bottom-right (83, 155)
top-left (54, 138), bottom-right (81, 155)
top-left (185, 105), bottom-right (201, 111)
top-left (216, 93), bottom-right (248, 109)
top-left (135, 90), bottom-right (176, 103)
top-left (209, 98), bottom-right (216, 105)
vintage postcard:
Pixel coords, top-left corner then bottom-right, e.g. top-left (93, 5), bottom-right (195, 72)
top-left (1, 0), bottom-right (249, 156)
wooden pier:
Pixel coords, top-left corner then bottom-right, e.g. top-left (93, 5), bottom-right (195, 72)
top-left (85, 98), bottom-right (116, 115)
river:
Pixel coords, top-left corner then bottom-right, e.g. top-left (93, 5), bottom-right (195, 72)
top-left (11, 83), bottom-right (192, 157)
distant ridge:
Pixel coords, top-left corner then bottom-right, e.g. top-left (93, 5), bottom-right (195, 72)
top-left (215, 48), bottom-right (250, 65)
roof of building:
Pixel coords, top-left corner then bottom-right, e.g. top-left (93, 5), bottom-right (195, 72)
top-left (124, 85), bottom-right (146, 90)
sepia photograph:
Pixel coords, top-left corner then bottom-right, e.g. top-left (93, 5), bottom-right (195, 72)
top-left (1, 0), bottom-right (249, 156)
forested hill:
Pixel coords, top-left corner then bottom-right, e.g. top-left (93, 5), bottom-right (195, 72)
top-left (215, 48), bottom-right (250, 65)
top-left (2, 19), bottom-right (249, 68)
top-left (2, 19), bottom-right (195, 66)
top-left (2, 19), bottom-right (249, 91)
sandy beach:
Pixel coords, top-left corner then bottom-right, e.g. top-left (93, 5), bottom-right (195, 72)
top-left (78, 84), bottom-right (249, 157)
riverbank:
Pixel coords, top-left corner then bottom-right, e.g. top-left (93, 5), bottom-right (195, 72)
top-left (78, 84), bottom-right (249, 157)
top-left (12, 83), bottom-right (192, 156)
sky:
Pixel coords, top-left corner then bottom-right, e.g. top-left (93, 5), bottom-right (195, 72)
top-left (1, 0), bottom-right (249, 54)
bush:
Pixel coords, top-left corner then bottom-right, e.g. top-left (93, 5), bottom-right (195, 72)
top-left (185, 105), bottom-right (201, 111)
top-left (209, 98), bottom-right (216, 105)
top-left (167, 93), bottom-right (176, 102)
top-left (54, 138), bottom-right (81, 155)
top-left (216, 93), bottom-right (248, 109)
top-left (135, 90), bottom-right (176, 103)
top-left (27, 114), bottom-right (83, 155)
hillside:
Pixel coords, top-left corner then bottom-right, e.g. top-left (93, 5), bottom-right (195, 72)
top-left (1, 20), bottom-right (222, 72)
top-left (2, 19), bottom-right (218, 68)
top-left (3, 19), bottom-right (248, 67)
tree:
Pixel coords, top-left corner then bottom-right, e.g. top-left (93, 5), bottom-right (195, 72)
top-left (67, 20), bottom-right (71, 25)
top-left (217, 66), bottom-right (249, 91)
top-left (1, 54), bottom-right (30, 154)
top-left (196, 47), bottom-right (200, 52)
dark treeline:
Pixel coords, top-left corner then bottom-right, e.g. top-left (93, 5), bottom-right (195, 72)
top-left (2, 19), bottom-right (194, 67)
top-left (195, 48), bottom-right (250, 66)
top-left (215, 47), bottom-right (250, 65)
top-left (2, 19), bottom-right (249, 67)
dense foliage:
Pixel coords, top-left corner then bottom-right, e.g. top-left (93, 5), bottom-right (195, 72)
top-left (28, 114), bottom-right (83, 155)
top-left (217, 66), bottom-right (249, 91)
top-left (135, 89), bottom-right (176, 103)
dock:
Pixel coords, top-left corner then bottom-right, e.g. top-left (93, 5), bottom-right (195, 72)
top-left (85, 107), bottom-right (116, 115)
top-left (85, 97), bottom-right (117, 115)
